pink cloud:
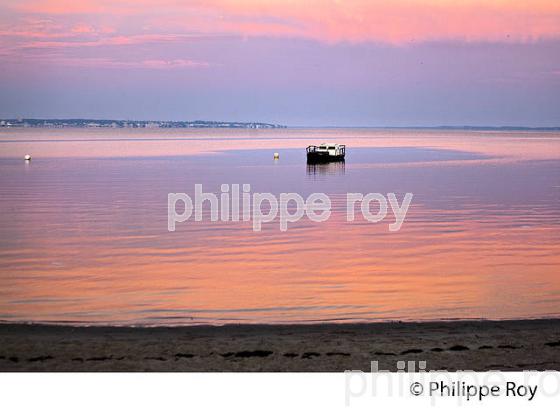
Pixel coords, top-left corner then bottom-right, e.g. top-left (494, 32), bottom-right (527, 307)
top-left (0, 17), bottom-right (115, 42)
top-left (142, 59), bottom-right (209, 69)
top-left (14, 0), bottom-right (109, 15)
top-left (6, 33), bottom-right (194, 51)
top-left (2, 55), bottom-right (209, 69)
top-left (205, 0), bottom-right (560, 44)
top-left (71, 24), bottom-right (95, 34)
top-left (8, 0), bottom-right (560, 44)
top-left (59, 57), bottom-right (209, 69)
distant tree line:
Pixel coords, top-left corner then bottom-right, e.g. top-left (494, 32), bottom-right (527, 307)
top-left (0, 118), bottom-right (287, 129)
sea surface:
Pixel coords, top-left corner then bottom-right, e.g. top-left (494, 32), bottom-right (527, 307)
top-left (0, 128), bottom-right (559, 325)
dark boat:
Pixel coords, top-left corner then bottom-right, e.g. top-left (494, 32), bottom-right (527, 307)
top-left (306, 143), bottom-right (346, 163)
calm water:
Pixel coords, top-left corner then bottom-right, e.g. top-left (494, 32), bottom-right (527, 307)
top-left (1, 128), bottom-right (559, 325)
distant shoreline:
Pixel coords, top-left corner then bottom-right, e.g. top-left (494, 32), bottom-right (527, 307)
top-left (1, 119), bottom-right (560, 131)
top-left (2, 319), bottom-right (559, 371)
top-left (0, 119), bottom-right (287, 129)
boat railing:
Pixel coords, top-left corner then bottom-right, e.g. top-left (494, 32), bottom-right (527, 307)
top-left (307, 145), bottom-right (345, 154)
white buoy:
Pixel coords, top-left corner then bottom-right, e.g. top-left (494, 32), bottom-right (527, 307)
top-left (24, 154), bottom-right (31, 161)
top-left (273, 152), bottom-right (279, 159)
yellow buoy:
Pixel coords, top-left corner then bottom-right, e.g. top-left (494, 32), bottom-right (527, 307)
top-left (273, 152), bottom-right (279, 159)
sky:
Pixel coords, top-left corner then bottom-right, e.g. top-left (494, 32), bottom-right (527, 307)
top-left (1, 0), bottom-right (560, 127)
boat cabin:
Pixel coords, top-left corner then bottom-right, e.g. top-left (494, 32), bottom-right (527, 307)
top-left (306, 143), bottom-right (346, 163)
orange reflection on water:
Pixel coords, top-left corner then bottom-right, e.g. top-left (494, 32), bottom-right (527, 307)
top-left (0, 128), bottom-right (559, 325)
top-left (1, 199), bottom-right (559, 324)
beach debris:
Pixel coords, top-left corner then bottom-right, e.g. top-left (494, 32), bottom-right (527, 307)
top-left (301, 352), bottom-right (321, 359)
top-left (144, 356), bottom-right (167, 361)
top-left (220, 350), bottom-right (273, 358)
top-left (85, 356), bottom-right (113, 361)
top-left (400, 348), bottom-right (423, 355)
top-left (175, 353), bottom-right (195, 359)
top-left (234, 350), bottom-right (273, 358)
top-left (448, 345), bottom-right (470, 351)
top-left (497, 344), bottom-right (521, 350)
top-left (27, 355), bottom-right (53, 362)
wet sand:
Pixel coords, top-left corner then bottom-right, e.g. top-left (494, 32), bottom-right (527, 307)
top-left (1, 320), bottom-right (559, 371)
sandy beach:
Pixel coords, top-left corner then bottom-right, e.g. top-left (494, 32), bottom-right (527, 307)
top-left (1, 319), bottom-right (559, 371)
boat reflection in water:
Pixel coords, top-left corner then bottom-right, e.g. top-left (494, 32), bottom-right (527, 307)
top-left (306, 160), bottom-right (345, 176)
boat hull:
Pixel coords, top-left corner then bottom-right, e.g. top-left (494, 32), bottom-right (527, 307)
top-left (306, 152), bottom-right (345, 163)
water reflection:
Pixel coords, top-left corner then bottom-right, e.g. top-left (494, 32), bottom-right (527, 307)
top-left (0, 129), bottom-right (559, 325)
top-left (306, 160), bottom-right (345, 176)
